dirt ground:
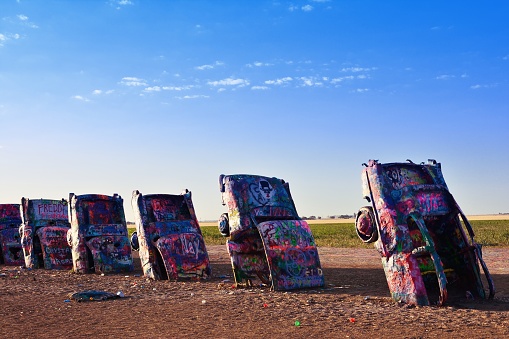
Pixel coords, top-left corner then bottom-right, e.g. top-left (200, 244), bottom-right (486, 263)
top-left (1, 246), bottom-right (508, 339)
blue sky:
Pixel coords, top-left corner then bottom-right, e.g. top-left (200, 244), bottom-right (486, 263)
top-left (1, 0), bottom-right (508, 222)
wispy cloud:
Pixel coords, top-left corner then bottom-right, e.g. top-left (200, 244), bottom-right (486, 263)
top-left (208, 77), bottom-right (249, 87)
top-left (110, 0), bottom-right (134, 10)
top-left (330, 76), bottom-right (354, 84)
top-left (251, 86), bottom-right (269, 90)
top-left (470, 83), bottom-right (497, 90)
top-left (176, 95), bottom-right (209, 100)
top-left (298, 76), bottom-right (323, 87)
top-left (0, 32), bottom-right (22, 47)
top-left (246, 61), bottom-right (273, 68)
top-left (265, 77), bottom-right (293, 86)
top-left (436, 74), bottom-right (455, 80)
top-left (72, 95), bottom-right (90, 102)
top-left (195, 61), bottom-right (224, 71)
top-left (120, 77), bottom-right (147, 86)
top-left (16, 14), bottom-right (38, 28)
top-left (162, 85), bottom-right (194, 91)
top-left (341, 67), bottom-right (377, 73)
top-left (92, 89), bottom-right (114, 95)
top-left (289, 5), bottom-right (314, 12)
top-left (143, 86), bottom-right (161, 92)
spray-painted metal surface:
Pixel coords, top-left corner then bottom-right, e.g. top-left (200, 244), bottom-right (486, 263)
top-left (67, 193), bottom-right (133, 274)
top-left (131, 190), bottom-right (211, 280)
top-left (219, 174), bottom-right (324, 290)
top-left (0, 204), bottom-right (24, 266)
top-left (19, 198), bottom-right (72, 269)
top-left (355, 159), bottom-right (495, 306)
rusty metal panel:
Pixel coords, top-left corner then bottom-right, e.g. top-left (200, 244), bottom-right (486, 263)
top-left (355, 160), bottom-right (494, 306)
top-left (131, 190), bottom-right (211, 280)
top-left (219, 174), bottom-right (324, 290)
top-left (19, 198), bottom-right (72, 270)
top-left (0, 204), bottom-right (24, 266)
top-left (68, 193), bottom-right (133, 274)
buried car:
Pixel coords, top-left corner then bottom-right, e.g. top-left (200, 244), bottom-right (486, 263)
top-left (19, 198), bottom-right (72, 269)
top-left (218, 174), bottom-right (324, 290)
top-left (355, 159), bottom-right (494, 306)
top-left (0, 204), bottom-right (24, 266)
top-left (67, 193), bottom-right (133, 274)
top-left (131, 190), bottom-right (211, 280)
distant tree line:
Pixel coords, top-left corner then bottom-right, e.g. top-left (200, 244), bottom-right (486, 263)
top-left (301, 214), bottom-right (354, 220)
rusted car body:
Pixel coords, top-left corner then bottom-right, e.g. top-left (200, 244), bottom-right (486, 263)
top-left (131, 190), bottom-right (211, 280)
top-left (67, 193), bottom-right (133, 274)
top-left (218, 174), bottom-right (324, 290)
top-left (355, 159), bottom-right (494, 306)
top-left (19, 198), bottom-right (72, 269)
top-left (0, 204), bottom-right (24, 266)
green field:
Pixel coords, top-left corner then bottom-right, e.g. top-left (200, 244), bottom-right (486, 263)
top-left (128, 219), bottom-right (509, 248)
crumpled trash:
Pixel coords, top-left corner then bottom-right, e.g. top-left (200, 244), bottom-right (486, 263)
top-left (68, 290), bottom-right (122, 302)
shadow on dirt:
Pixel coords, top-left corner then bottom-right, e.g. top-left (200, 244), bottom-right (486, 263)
top-left (207, 263), bottom-right (509, 312)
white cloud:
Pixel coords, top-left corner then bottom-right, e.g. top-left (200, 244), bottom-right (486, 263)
top-left (436, 74), bottom-right (454, 80)
top-left (92, 89), bottom-right (114, 95)
top-left (289, 5), bottom-right (314, 12)
top-left (298, 77), bottom-right (323, 87)
top-left (470, 83), bottom-right (497, 90)
top-left (264, 77), bottom-right (293, 85)
top-left (120, 77), bottom-right (147, 86)
top-left (355, 88), bottom-right (369, 93)
top-left (341, 67), bottom-right (377, 72)
top-left (246, 61), bottom-right (273, 68)
top-left (251, 86), bottom-right (269, 90)
top-left (176, 95), bottom-right (209, 100)
top-left (72, 95), bottom-right (90, 102)
top-left (330, 76), bottom-right (354, 84)
top-left (162, 85), bottom-right (194, 91)
top-left (15, 14), bottom-right (38, 28)
top-left (143, 86), bottom-right (161, 92)
top-left (110, 0), bottom-right (133, 9)
top-left (208, 77), bottom-right (249, 87)
top-left (503, 55), bottom-right (509, 60)
top-left (195, 61), bottom-right (224, 70)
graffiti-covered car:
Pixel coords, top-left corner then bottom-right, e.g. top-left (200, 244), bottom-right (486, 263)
top-left (19, 198), bottom-right (72, 269)
top-left (67, 193), bottom-right (133, 274)
top-left (218, 174), bottom-right (324, 290)
top-left (355, 159), bottom-right (494, 306)
top-left (0, 204), bottom-right (24, 266)
top-left (131, 190), bottom-right (211, 280)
